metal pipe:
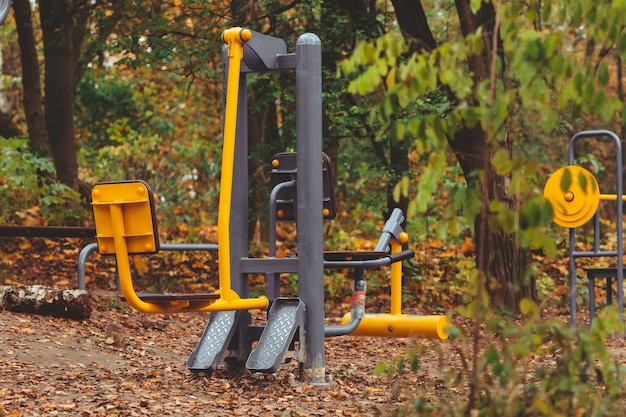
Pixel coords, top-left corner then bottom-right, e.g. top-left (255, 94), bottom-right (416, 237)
top-left (324, 268), bottom-right (365, 337)
top-left (295, 32), bottom-right (326, 385)
top-left (390, 240), bottom-right (403, 316)
top-left (77, 242), bottom-right (218, 290)
top-left (217, 27), bottom-right (252, 301)
top-left (267, 180), bottom-right (296, 299)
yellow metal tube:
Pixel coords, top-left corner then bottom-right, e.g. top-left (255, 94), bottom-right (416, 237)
top-left (194, 295), bottom-right (270, 312)
top-left (342, 312), bottom-right (449, 339)
top-left (217, 27), bottom-right (252, 300)
top-left (110, 204), bottom-right (185, 314)
top-left (390, 239), bottom-right (403, 316)
top-left (600, 193), bottom-right (626, 202)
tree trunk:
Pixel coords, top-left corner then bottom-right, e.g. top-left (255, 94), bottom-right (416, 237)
top-left (390, 0), bottom-right (535, 311)
top-left (38, 0), bottom-right (79, 190)
top-left (450, 125), bottom-right (534, 308)
top-left (390, 0), bottom-right (436, 52)
top-left (14, 0), bottom-right (51, 157)
top-left (0, 285), bottom-right (92, 319)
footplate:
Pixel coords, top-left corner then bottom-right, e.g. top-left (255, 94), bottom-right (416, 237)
top-left (186, 310), bottom-right (241, 372)
top-left (246, 298), bottom-right (305, 373)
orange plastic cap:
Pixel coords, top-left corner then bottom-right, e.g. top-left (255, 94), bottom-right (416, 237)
top-left (399, 232), bottom-right (409, 244)
top-left (240, 28), bottom-right (252, 41)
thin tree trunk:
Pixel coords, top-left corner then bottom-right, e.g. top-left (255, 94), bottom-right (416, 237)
top-left (14, 0), bottom-right (51, 157)
top-left (38, 0), bottom-right (79, 190)
top-left (390, 0), bottom-right (535, 311)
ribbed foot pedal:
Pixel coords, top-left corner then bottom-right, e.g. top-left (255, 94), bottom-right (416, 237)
top-left (246, 298), bottom-right (305, 373)
top-left (186, 310), bottom-right (241, 373)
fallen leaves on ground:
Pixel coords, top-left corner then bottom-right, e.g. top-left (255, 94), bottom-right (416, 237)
top-left (0, 305), bottom-right (431, 416)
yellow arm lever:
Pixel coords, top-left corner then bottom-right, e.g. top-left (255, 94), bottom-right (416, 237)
top-left (214, 27), bottom-right (269, 310)
top-left (109, 203), bottom-right (188, 314)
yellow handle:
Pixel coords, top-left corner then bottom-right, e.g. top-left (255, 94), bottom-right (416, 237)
top-left (212, 28), bottom-right (268, 312)
top-left (218, 28), bottom-right (252, 300)
top-left (390, 239), bottom-right (403, 316)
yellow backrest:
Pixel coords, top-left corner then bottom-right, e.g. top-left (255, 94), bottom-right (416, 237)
top-left (91, 180), bottom-right (160, 255)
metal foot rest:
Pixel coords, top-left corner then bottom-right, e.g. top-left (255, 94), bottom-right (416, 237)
top-left (187, 310), bottom-right (241, 373)
top-left (586, 268), bottom-right (624, 324)
top-left (246, 298), bottom-right (305, 373)
top-left (122, 293), bottom-right (220, 302)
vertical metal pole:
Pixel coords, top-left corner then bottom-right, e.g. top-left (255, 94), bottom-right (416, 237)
top-left (232, 72), bottom-right (252, 359)
top-left (615, 136), bottom-right (623, 325)
top-left (295, 33), bottom-right (326, 385)
top-left (390, 241), bottom-right (403, 316)
top-left (568, 228), bottom-right (577, 327)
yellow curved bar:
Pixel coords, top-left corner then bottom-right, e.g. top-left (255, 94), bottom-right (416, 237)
top-left (217, 27), bottom-right (252, 301)
top-left (110, 204), bottom-right (187, 314)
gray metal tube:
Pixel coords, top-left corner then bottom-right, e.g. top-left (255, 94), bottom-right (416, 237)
top-left (77, 242), bottom-right (218, 290)
top-left (374, 208), bottom-right (405, 252)
top-left (325, 269), bottom-right (365, 337)
top-left (295, 33), bottom-right (326, 385)
top-left (77, 242), bottom-right (99, 289)
top-left (324, 309), bottom-right (363, 337)
top-left (267, 180), bottom-right (296, 299)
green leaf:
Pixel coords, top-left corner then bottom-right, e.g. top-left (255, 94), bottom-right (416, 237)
top-left (373, 363), bottom-right (388, 375)
top-left (597, 61), bottom-right (610, 86)
top-left (520, 298), bottom-right (539, 319)
top-left (492, 148), bottom-right (511, 175)
top-left (560, 167), bottom-right (573, 192)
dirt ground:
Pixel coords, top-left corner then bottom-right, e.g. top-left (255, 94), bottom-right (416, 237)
top-left (2, 238), bottom-right (626, 416)
top-left (0, 291), bottom-right (451, 416)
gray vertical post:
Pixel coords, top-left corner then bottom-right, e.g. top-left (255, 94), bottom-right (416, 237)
top-left (231, 72), bottom-right (252, 360)
top-left (295, 33), bottom-right (326, 384)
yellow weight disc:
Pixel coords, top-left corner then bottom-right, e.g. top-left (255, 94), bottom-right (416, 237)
top-left (543, 166), bottom-right (600, 228)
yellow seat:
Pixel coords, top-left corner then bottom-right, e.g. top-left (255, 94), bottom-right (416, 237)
top-left (91, 180), bottom-right (219, 313)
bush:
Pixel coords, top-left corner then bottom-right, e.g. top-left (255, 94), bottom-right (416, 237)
top-left (378, 306), bottom-right (626, 416)
top-left (0, 138), bottom-right (82, 225)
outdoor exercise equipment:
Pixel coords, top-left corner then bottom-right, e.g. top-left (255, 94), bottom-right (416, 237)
top-left (90, 27), bottom-right (449, 383)
top-left (543, 129), bottom-right (624, 327)
top-left (0, 0), bottom-right (10, 26)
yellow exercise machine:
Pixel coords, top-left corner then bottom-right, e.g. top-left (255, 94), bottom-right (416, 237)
top-left (543, 129), bottom-right (625, 328)
top-left (91, 27), bottom-right (449, 381)
top-left (91, 179), bottom-right (268, 313)
top-left (92, 27), bottom-right (268, 314)
top-left (341, 235), bottom-right (449, 339)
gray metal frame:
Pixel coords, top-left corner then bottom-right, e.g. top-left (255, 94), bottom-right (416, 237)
top-left (78, 30), bottom-right (414, 383)
top-left (217, 30), bottom-right (327, 382)
top-left (565, 130), bottom-right (623, 327)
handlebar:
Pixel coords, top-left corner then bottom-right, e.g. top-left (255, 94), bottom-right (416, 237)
top-left (323, 249), bottom-right (414, 270)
